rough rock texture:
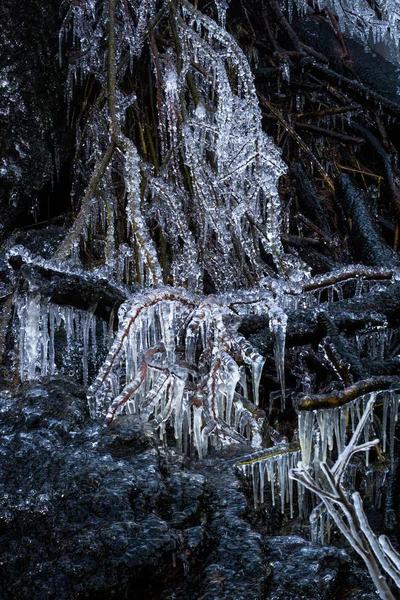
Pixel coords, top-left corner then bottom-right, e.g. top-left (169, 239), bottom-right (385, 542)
top-left (0, 379), bottom-right (264, 599)
top-left (0, 0), bottom-right (71, 239)
top-left (0, 378), bottom-right (378, 600)
top-left (293, 14), bottom-right (400, 102)
top-left (0, 380), bottom-right (186, 598)
top-left (263, 536), bottom-right (356, 600)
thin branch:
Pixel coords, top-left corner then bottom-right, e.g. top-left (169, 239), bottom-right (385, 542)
top-left (54, 142), bottom-right (115, 260)
top-left (298, 377), bottom-right (400, 411)
top-left (260, 96), bottom-right (335, 191)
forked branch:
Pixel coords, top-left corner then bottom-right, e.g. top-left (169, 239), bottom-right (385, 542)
top-left (290, 397), bottom-right (400, 600)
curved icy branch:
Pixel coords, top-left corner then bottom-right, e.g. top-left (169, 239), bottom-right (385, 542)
top-left (298, 376), bottom-right (400, 411)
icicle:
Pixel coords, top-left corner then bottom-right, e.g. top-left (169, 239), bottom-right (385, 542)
top-left (239, 366), bottom-right (248, 400)
top-left (259, 461), bottom-right (265, 504)
top-left (40, 304), bottom-right (49, 378)
top-left (220, 351), bottom-right (240, 424)
top-left (214, 0), bottom-right (228, 27)
top-left (250, 353), bottom-right (265, 407)
top-left (278, 454), bottom-right (286, 514)
top-left (235, 334), bottom-right (265, 406)
top-left (339, 404), bottom-right (348, 455)
top-left (159, 300), bottom-right (176, 363)
top-left (17, 293), bottom-right (42, 381)
top-left (174, 383), bottom-right (187, 451)
top-left (193, 404), bottom-right (203, 459)
top-left (363, 393), bottom-right (373, 466)
top-left (382, 391), bottom-right (389, 454)
top-left (269, 306), bottom-right (287, 408)
top-left (298, 410), bottom-right (314, 467)
top-left (82, 310), bottom-right (93, 388)
top-left (49, 304), bottom-right (56, 375)
top-left (251, 463), bottom-right (259, 507)
top-left (389, 391), bottom-right (399, 463)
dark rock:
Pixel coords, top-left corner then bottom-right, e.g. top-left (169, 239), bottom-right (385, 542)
top-left (0, 380), bottom-right (172, 599)
top-left (0, 380), bottom-right (263, 599)
top-left (193, 455), bottom-right (267, 600)
top-left (0, 0), bottom-right (72, 240)
top-left (293, 14), bottom-right (400, 101)
top-left (336, 174), bottom-right (397, 267)
top-left (0, 378), bottom-right (382, 599)
top-left (263, 535), bottom-right (375, 600)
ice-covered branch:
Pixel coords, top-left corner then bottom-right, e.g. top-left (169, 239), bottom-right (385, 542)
top-left (88, 286), bottom-right (274, 456)
top-left (290, 396), bottom-right (400, 600)
top-left (298, 377), bottom-right (400, 411)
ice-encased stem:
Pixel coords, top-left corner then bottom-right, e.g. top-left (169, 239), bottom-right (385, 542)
top-left (19, 294), bottom-right (42, 381)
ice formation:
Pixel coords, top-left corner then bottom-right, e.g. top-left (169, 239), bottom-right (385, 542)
top-left (11, 241), bottom-right (400, 475)
top-left (291, 397), bottom-right (400, 598)
top-left (16, 293), bottom-right (106, 386)
top-left (87, 286), bottom-right (271, 457)
top-left (290, 0), bottom-right (400, 65)
top-left (295, 389), bottom-right (400, 542)
top-left (56, 0), bottom-right (308, 290)
top-left (297, 390), bottom-right (400, 468)
top-left (228, 265), bottom-right (400, 515)
top-left (236, 444), bottom-right (302, 516)
top-left (9, 0), bottom-right (400, 533)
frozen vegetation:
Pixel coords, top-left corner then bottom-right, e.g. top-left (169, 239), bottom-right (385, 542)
top-left (303, 0), bottom-right (400, 63)
top-left (4, 0), bottom-right (400, 597)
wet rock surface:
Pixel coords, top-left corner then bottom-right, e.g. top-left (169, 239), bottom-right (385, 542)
top-left (293, 14), bottom-right (400, 102)
top-left (0, 378), bottom-right (376, 600)
top-left (263, 536), bottom-right (365, 600)
top-left (0, 379), bottom-right (262, 599)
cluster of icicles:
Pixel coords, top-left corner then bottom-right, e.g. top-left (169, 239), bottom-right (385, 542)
top-left (17, 273), bottom-right (397, 537)
top-left (87, 286), bottom-right (274, 459)
top-left (236, 444), bottom-right (303, 517)
top-left (237, 390), bottom-right (400, 542)
top-left (57, 0), bottom-right (304, 291)
top-left (16, 292), bottom-right (107, 388)
top-left (289, 0), bottom-right (400, 65)
top-left (17, 0), bottom-right (400, 535)
top-left (13, 246), bottom-right (399, 456)
top-left (298, 390), bottom-right (400, 469)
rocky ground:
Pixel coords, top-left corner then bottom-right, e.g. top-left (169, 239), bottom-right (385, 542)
top-left (0, 378), bottom-right (379, 599)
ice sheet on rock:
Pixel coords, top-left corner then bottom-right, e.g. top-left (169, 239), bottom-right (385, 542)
top-left (7, 246), bottom-right (131, 300)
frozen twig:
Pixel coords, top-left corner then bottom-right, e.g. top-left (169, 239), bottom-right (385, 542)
top-left (298, 377), bottom-right (400, 411)
top-left (88, 287), bottom-right (271, 456)
top-left (290, 396), bottom-right (400, 600)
